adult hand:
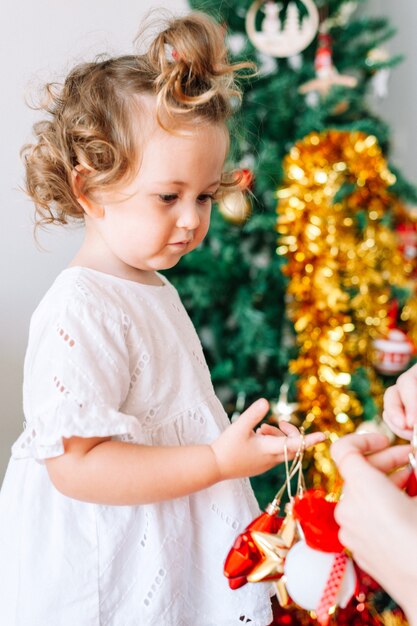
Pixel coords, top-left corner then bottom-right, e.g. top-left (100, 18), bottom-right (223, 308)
top-left (331, 433), bottom-right (417, 625)
top-left (383, 363), bottom-right (417, 439)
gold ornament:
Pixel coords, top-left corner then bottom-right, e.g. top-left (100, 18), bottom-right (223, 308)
top-left (247, 531), bottom-right (287, 580)
top-left (380, 612), bottom-right (409, 626)
top-left (366, 47), bottom-right (390, 74)
top-left (247, 505), bottom-right (297, 582)
top-left (218, 190), bottom-right (251, 224)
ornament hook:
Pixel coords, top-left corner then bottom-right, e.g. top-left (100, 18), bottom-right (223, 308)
top-left (279, 429), bottom-right (306, 504)
top-left (409, 423), bottom-right (417, 470)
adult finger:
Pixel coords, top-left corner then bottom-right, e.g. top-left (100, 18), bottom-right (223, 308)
top-left (381, 412), bottom-right (413, 441)
top-left (331, 433), bottom-right (389, 479)
top-left (365, 444), bottom-right (411, 474)
top-left (390, 466), bottom-right (413, 488)
top-left (395, 369), bottom-right (417, 427)
top-left (383, 385), bottom-right (406, 430)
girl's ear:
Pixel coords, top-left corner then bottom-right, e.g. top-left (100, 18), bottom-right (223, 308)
top-left (71, 166), bottom-right (105, 219)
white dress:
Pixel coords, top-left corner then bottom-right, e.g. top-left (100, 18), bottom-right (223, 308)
top-left (0, 267), bottom-right (273, 626)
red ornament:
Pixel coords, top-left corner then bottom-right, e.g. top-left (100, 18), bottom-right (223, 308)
top-left (387, 299), bottom-right (400, 329)
top-left (292, 489), bottom-right (344, 553)
top-left (315, 31), bottom-right (333, 80)
top-left (299, 28), bottom-right (357, 96)
top-left (396, 222), bottom-right (417, 261)
top-left (224, 502), bottom-right (283, 589)
top-left (236, 168), bottom-right (254, 190)
top-left (404, 468), bottom-right (417, 497)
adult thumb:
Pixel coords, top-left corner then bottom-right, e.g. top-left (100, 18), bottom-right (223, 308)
top-left (239, 398), bottom-right (270, 431)
top-left (331, 432), bottom-right (389, 479)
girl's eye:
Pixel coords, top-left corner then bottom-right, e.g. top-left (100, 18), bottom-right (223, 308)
top-left (159, 194), bottom-right (178, 204)
top-left (197, 194), bottom-right (214, 204)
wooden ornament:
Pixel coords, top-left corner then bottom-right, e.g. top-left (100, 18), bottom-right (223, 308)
top-left (246, 0), bottom-right (319, 58)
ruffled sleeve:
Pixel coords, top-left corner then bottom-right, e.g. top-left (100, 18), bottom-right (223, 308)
top-left (13, 297), bottom-right (140, 460)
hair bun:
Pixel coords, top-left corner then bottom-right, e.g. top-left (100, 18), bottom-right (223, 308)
top-left (146, 12), bottom-right (255, 122)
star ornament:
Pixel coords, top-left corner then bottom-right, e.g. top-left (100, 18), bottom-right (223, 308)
top-left (299, 72), bottom-right (357, 96)
top-left (247, 511), bottom-right (297, 582)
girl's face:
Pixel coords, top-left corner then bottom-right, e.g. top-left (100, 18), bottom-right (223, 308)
top-left (79, 118), bottom-right (228, 283)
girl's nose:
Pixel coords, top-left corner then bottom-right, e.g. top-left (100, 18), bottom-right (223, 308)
top-left (176, 202), bottom-right (200, 230)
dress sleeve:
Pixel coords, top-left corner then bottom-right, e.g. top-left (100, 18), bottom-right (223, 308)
top-left (12, 299), bottom-right (140, 460)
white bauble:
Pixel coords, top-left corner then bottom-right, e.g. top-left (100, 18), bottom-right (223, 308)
top-left (373, 328), bottom-right (413, 375)
top-left (284, 541), bottom-right (356, 611)
top-left (356, 418), bottom-right (395, 443)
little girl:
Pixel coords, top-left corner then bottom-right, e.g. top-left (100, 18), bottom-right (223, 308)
top-left (0, 12), bottom-right (324, 626)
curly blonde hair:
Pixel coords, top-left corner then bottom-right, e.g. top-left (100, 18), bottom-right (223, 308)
top-left (22, 12), bottom-right (254, 227)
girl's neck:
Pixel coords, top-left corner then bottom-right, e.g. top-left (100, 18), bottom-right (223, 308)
top-left (69, 237), bottom-right (164, 287)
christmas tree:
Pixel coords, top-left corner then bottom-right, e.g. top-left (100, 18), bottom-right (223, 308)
top-left (165, 1), bottom-right (417, 623)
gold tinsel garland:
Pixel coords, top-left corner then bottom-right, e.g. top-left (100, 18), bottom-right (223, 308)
top-left (277, 130), bottom-right (415, 484)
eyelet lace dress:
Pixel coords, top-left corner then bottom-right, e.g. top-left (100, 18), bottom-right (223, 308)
top-left (0, 267), bottom-right (273, 626)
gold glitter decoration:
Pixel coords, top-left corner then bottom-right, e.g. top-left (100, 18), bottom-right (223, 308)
top-left (277, 130), bottom-right (417, 482)
top-left (378, 613), bottom-right (409, 626)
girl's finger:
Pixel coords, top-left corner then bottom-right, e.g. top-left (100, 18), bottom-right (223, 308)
top-left (258, 423), bottom-right (285, 437)
top-left (238, 399), bottom-right (270, 433)
top-left (277, 421), bottom-right (300, 437)
top-left (260, 430), bottom-right (325, 456)
top-left (304, 432), bottom-right (326, 448)
top-left (281, 431), bottom-right (325, 454)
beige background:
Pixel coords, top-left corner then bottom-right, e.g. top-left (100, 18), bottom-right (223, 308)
top-left (0, 1), bottom-right (416, 480)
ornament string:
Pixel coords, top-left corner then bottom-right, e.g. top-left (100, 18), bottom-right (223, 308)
top-left (409, 423), bottom-right (417, 470)
top-left (296, 428), bottom-right (306, 499)
top-left (270, 447), bottom-right (299, 509)
top-left (277, 430), bottom-right (306, 507)
top-left (402, 423), bottom-right (417, 497)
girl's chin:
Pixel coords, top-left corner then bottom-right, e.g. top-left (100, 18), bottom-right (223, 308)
top-left (158, 258), bottom-right (183, 270)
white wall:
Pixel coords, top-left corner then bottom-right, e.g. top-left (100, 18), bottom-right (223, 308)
top-left (365, 1), bottom-right (417, 183)
top-left (0, 0), bottom-right (187, 479)
top-left (1, 1), bottom-right (416, 480)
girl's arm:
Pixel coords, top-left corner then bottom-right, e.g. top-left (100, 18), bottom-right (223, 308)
top-left (45, 398), bottom-right (325, 505)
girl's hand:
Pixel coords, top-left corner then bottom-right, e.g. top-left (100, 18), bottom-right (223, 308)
top-left (383, 363), bottom-right (417, 440)
top-left (210, 398), bottom-right (325, 481)
top-left (331, 433), bottom-right (417, 624)
top-left (256, 421), bottom-right (301, 438)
